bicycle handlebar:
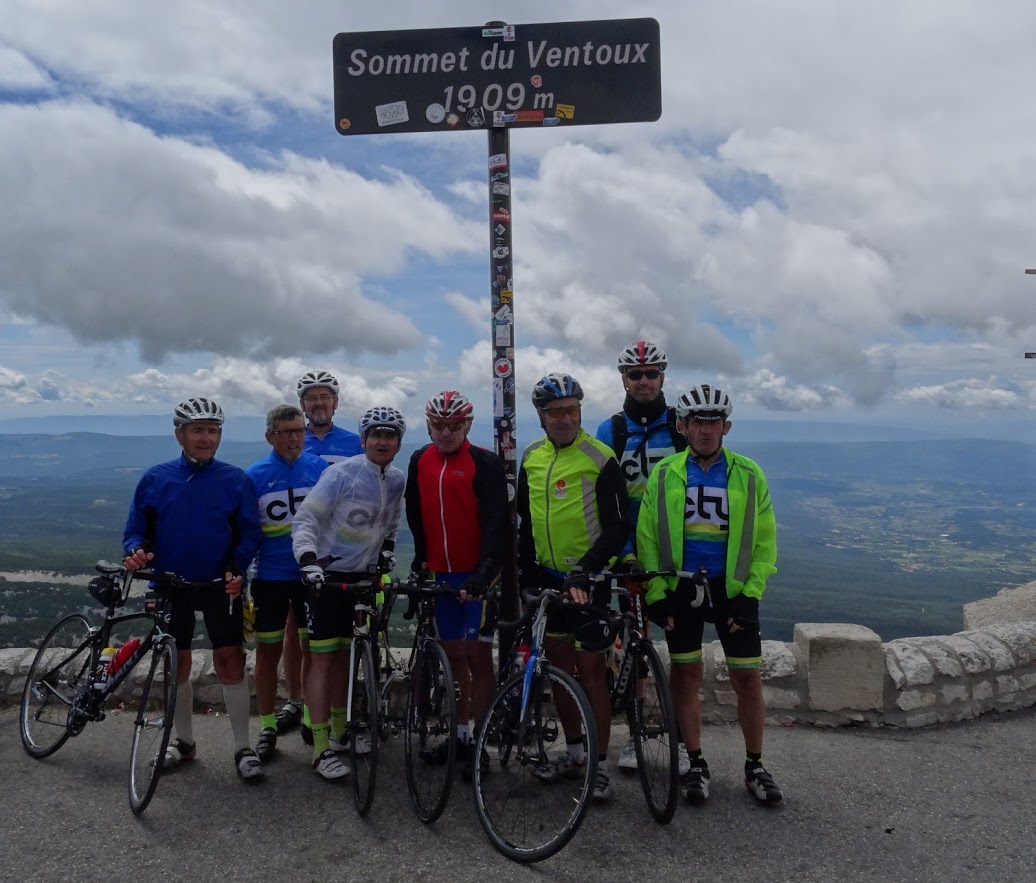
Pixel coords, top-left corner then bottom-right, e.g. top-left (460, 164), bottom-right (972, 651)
top-left (497, 587), bottom-right (572, 632)
top-left (95, 560), bottom-right (224, 591)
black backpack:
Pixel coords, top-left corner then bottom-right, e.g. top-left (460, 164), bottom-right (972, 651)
top-left (609, 409), bottom-right (687, 461)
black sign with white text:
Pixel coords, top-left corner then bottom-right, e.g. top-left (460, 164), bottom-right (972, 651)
top-left (333, 18), bottom-right (661, 135)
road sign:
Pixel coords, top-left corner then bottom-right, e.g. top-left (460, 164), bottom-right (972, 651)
top-left (333, 18), bottom-right (661, 135)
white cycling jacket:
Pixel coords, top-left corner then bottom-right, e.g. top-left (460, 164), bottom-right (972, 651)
top-left (292, 454), bottom-right (404, 572)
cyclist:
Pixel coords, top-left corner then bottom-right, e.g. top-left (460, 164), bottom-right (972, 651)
top-left (122, 397), bottom-right (264, 781)
top-left (637, 384), bottom-right (783, 806)
top-left (595, 339), bottom-right (689, 774)
top-left (278, 370), bottom-right (363, 741)
top-left (517, 373), bottom-right (629, 801)
top-left (245, 404), bottom-right (329, 763)
top-left (405, 391), bottom-right (507, 779)
top-left (299, 369), bottom-right (362, 464)
top-left (292, 406), bottom-right (407, 780)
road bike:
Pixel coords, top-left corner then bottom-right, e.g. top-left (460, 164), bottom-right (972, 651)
top-left (19, 561), bottom-right (204, 814)
top-left (471, 587), bottom-right (598, 864)
top-left (377, 574), bottom-right (459, 823)
top-left (597, 569), bottom-right (685, 824)
top-left (318, 573), bottom-right (385, 816)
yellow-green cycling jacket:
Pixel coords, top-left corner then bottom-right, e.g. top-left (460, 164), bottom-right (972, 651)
top-left (517, 428), bottom-right (629, 578)
top-left (636, 446), bottom-right (777, 605)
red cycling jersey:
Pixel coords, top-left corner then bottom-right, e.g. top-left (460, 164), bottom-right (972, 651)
top-left (405, 439), bottom-right (508, 575)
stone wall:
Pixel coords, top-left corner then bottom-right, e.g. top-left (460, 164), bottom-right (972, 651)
top-left (5, 583), bottom-right (1036, 727)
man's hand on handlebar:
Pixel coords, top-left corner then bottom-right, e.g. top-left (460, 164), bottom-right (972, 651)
top-left (123, 547), bottom-right (153, 572)
top-left (301, 564), bottom-right (326, 587)
top-left (562, 570), bottom-right (592, 605)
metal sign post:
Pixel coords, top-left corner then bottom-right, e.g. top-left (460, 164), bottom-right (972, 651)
top-left (333, 17), bottom-right (662, 639)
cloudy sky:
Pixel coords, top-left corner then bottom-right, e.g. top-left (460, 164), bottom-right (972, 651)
top-left (2, 0), bottom-right (1035, 439)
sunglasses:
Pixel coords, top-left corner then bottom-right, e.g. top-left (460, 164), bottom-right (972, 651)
top-left (626, 369), bottom-right (662, 381)
top-left (541, 403), bottom-right (581, 418)
top-left (269, 428), bottom-right (306, 437)
top-left (428, 419), bottom-right (467, 433)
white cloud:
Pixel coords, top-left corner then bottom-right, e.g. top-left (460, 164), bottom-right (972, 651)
top-left (894, 377), bottom-right (1028, 410)
top-left (0, 100), bottom-right (481, 361)
top-left (3, 1), bottom-right (1036, 424)
top-left (0, 365), bottom-right (27, 389)
top-left (0, 45), bottom-right (54, 91)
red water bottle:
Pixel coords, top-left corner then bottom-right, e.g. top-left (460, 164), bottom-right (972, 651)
top-left (109, 638), bottom-right (141, 675)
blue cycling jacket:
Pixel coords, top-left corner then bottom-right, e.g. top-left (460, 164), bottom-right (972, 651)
top-left (305, 424), bottom-right (362, 464)
top-left (246, 450), bottom-right (329, 580)
top-left (596, 409), bottom-right (682, 557)
top-left (123, 455), bottom-right (261, 582)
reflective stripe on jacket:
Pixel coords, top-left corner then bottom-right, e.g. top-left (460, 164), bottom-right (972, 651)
top-left (637, 447), bottom-right (777, 605)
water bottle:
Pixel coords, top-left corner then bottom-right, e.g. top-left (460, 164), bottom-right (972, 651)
top-left (109, 638), bottom-right (141, 675)
top-left (95, 646), bottom-right (116, 689)
top-left (242, 599), bottom-right (256, 650)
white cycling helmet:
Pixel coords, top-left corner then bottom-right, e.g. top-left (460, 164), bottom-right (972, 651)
top-left (675, 385), bottom-right (733, 420)
top-left (173, 397), bottom-right (224, 427)
top-left (425, 390), bottom-right (474, 421)
top-left (617, 340), bottom-right (668, 372)
top-left (359, 406), bottom-right (406, 438)
top-left (297, 370), bottom-right (339, 398)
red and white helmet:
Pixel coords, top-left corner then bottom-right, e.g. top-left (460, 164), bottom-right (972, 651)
top-left (425, 391), bottom-right (474, 421)
top-left (617, 340), bottom-right (668, 372)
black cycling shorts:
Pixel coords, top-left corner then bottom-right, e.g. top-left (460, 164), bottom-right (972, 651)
top-left (663, 575), bottom-right (762, 668)
top-left (251, 579), bottom-right (308, 643)
top-left (170, 586), bottom-right (242, 651)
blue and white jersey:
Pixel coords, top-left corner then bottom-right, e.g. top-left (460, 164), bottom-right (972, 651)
top-left (305, 424), bottom-right (362, 465)
top-left (682, 456), bottom-right (729, 577)
top-left (596, 410), bottom-right (681, 556)
top-left (246, 451), bottom-right (329, 580)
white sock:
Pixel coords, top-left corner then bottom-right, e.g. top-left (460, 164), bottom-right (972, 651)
top-left (174, 680), bottom-right (195, 745)
top-left (222, 680), bottom-right (252, 753)
top-left (456, 724), bottom-right (471, 743)
top-left (567, 740), bottom-right (586, 763)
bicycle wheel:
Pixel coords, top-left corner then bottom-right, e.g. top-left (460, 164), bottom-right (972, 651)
top-left (473, 665), bottom-right (598, 864)
top-left (20, 614), bottom-right (93, 758)
top-left (631, 640), bottom-right (680, 824)
top-left (128, 636), bottom-right (177, 815)
top-left (403, 640), bottom-right (457, 823)
top-left (350, 638), bottom-right (379, 816)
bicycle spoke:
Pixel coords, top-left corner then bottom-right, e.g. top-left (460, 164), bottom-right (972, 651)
top-left (20, 615), bottom-right (93, 758)
top-left (473, 666), bottom-right (598, 863)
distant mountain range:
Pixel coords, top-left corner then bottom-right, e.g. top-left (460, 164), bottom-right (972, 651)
top-left (0, 430), bottom-right (1033, 645)
top-left (2, 413), bottom-right (1033, 444)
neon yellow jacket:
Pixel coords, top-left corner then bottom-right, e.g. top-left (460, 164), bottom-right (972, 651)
top-left (517, 428), bottom-right (628, 576)
top-left (636, 447), bottom-right (777, 604)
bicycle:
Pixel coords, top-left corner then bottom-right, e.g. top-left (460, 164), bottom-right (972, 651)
top-left (596, 569), bottom-right (688, 824)
top-left (375, 574), bottom-right (459, 823)
top-left (471, 587), bottom-right (598, 864)
top-left (319, 570), bottom-right (392, 817)
top-left (19, 561), bottom-right (204, 815)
